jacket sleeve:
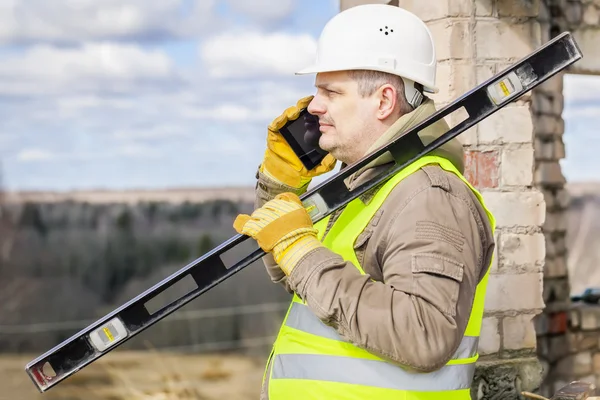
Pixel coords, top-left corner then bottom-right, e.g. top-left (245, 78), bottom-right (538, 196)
top-left (286, 181), bottom-right (494, 372)
top-left (254, 168), bottom-right (310, 293)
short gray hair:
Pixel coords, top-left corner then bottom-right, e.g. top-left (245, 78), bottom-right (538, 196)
top-left (347, 70), bottom-right (414, 115)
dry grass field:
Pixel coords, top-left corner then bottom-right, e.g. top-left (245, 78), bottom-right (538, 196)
top-left (0, 350), bottom-right (267, 400)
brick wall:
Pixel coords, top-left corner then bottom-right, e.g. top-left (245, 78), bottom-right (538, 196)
top-left (535, 0), bottom-right (600, 397)
top-left (339, 0), bottom-right (600, 398)
top-left (339, 0), bottom-right (548, 398)
top-left (339, 0), bottom-right (547, 398)
top-left (400, 1), bottom-right (547, 398)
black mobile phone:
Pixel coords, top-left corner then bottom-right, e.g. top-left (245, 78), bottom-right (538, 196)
top-left (278, 108), bottom-right (329, 170)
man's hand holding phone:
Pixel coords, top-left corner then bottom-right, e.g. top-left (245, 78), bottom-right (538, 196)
top-left (260, 95), bottom-right (337, 188)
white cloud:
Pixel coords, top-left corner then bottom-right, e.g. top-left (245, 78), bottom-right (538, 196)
top-left (57, 96), bottom-right (136, 115)
top-left (201, 31), bottom-right (317, 78)
top-left (0, 43), bottom-right (178, 96)
top-left (113, 124), bottom-right (192, 140)
top-left (15, 148), bottom-right (57, 162)
top-left (0, 0), bottom-right (337, 191)
top-left (14, 144), bottom-right (163, 163)
top-left (225, 0), bottom-right (296, 21)
top-left (0, 0), bottom-right (218, 44)
top-left (115, 143), bottom-right (163, 158)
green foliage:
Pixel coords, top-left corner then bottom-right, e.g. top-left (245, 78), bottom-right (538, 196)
top-left (197, 234), bottom-right (214, 256)
top-left (4, 198), bottom-right (251, 302)
top-left (115, 209), bottom-right (133, 232)
top-left (19, 202), bottom-right (47, 236)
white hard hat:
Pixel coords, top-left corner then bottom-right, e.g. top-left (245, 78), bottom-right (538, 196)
top-left (296, 4), bottom-right (438, 108)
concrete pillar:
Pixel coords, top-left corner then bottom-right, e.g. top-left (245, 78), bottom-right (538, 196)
top-left (340, 0), bottom-right (546, 398)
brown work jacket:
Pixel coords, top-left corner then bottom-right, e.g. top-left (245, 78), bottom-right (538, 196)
top-left (254, 98), bottom-right (495, 398)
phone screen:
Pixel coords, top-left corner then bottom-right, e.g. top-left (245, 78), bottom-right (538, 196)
top-left (278, 108), bottom-right (329, 170)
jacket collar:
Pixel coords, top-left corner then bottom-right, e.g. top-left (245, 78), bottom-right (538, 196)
top-left (340, 97), bottom-right (465, 205)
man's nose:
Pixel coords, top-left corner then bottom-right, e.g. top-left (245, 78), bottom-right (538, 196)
top-left (307, 95), bottom-right (325, 115)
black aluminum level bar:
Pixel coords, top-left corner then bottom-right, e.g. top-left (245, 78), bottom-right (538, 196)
top-left (25, 31), bottom-right (582, 393)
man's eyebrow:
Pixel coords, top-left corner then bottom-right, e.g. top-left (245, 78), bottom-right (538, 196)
top-left (315, 83), bottom-right (338, 91)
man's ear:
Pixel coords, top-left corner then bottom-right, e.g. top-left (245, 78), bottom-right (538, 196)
top-left (377, 84), bottom-right (397, 120)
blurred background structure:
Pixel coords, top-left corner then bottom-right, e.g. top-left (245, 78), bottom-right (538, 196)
top-left (1, 1), bottom-right (600, 399)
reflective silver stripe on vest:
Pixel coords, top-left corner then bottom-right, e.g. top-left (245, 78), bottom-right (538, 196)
top-left (286, 302), bottom-right (479, 360)
top-left (272, 353), bottom-right (476, 391)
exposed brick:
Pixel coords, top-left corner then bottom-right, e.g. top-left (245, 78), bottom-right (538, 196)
top-left (556, 188), bottom-right (570, 209)
top-left (555, 352), bottom-right (593, 377)
top-left (500, 233), bottom-right (545, 270)
top-left (395, 0), bottom-right (471, 21)
top-left (547, 311), bottom-right (569, 335)
top-left (544, 211), bottom-right (568, 233)
top-left (593, 353), bottom-right (600, 374)
top-left (503, 314), bottom-right (538, 350)
top-left (538, 1), bottom-right (550, 23)
top-left (532, 92), bottom-right (554, 115)
top-left (497, 0), bottom-right (540, 17)
top-left (479, 104), bottom-right (534, 144)
top-left (482, 191), bottom-right (545, 228)
top-left (544, 231), bottom-right (567, 258)
top-left (535, 162), bottom-right (566, 187)
top-left (464, 150), bottom-right (499, 189)
top-left (501, 147), bottom-right (534, 186)
top-left (447, 0), bottom-right (473, 16)
top-left (535, 138), bottom-right (566, 161)
top-left (537, 72), bottom-right (564, 95)
top-left (544, 256), bottom-right (568, 279)
top-left (579, 306), bottom-right (600, 331)
top-left (490, 231), bottom-right (500, 274)
top-left (541, 188), bottom-right (557, 210)
top-left (428, 20), bottom-right (471, 61)
top-left (571, 308), bottom-right (581, 329)
top-left (556, 117), bottom-right (565, 136)
top-left (475, 21), bottom-right (541, 59)
top-left (431, 63), bottom-right (475, 103)
top-left (584, 4), bottom-right (600, 25)
top-left (569, 332), bottom-right (599, 353)
top-left (543, 278), bottom-right (571, 303)
top-left (476, 0), bottom-right (494, 16)
top-left (571, 29), bottom-right (600, 74)
top-left (535, 115), bottom-right (562, 137)
top-left (552, 93), bottom-right (565, 115)
top-left (545, 333), bottom-right (598, 363)
top-left (485, 272), bottom-right (544, 312)
top-left (479, 317), bottom-right (501, 355)
top-left (565, 1), bottom-right (584, 25)
top-left (476, 63), bottom-right (495, 85)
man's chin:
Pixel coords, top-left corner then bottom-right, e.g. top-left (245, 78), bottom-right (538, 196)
top-left (318, 138), bottom-right (334, 153)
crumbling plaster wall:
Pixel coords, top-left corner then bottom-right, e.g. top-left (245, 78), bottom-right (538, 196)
top-left (339, 0), bottom-right (600, 399)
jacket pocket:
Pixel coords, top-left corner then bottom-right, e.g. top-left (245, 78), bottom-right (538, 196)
top-left (411, 254), bottom-right (464, 317)
top-left (351, 209), bottom-right (383, 269)
top-left (353, 229), bottom-right (373, 268)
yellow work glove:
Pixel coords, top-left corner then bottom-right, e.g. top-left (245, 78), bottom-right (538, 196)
top-left (233, 192), bottom-right (322, 275)
top-left (261, 95), bottom-right (337, 188)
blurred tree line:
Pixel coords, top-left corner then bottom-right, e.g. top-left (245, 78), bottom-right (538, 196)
top-left (0, 197), bottom-right (291, 355)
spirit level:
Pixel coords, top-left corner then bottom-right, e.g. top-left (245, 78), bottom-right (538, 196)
top-left (25, 31), bottom-right (582, 393)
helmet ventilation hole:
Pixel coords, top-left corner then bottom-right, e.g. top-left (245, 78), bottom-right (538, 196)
top-left (379, 26), bottom-right (393, 35)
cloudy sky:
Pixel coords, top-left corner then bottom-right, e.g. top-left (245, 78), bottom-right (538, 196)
top-left (0, 1), bottom-right (597, 191)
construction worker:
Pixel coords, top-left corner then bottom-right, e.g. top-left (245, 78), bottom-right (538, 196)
top-left (234, 4), bottom-right (496, 400)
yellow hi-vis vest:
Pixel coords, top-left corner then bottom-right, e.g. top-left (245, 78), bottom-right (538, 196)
top-left (264, 155), bottom-right (496, 400)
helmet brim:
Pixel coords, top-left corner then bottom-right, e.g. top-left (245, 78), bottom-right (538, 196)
top-left (295, 63), bottom-right (439, 94)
